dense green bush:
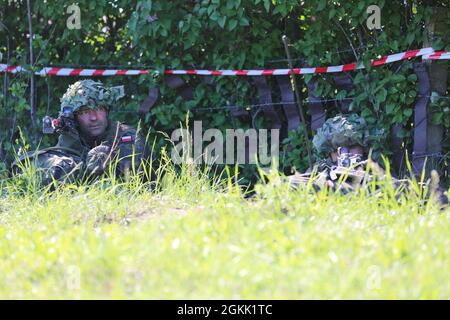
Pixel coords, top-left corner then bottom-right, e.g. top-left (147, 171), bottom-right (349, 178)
top-left (0, 0), bottom-right (448, 184)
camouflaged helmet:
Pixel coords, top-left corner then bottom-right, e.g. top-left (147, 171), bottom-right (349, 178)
top-left (312, 114), bottom-right (376, 157)
top-left (60, 80), bottom-right (125, 113)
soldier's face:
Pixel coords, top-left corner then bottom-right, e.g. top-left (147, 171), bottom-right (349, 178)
top-left (75, 106), bottom-right (109, 138)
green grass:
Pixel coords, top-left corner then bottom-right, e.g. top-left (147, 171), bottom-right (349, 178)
top-left (0, 157), bottom-right (448, 299)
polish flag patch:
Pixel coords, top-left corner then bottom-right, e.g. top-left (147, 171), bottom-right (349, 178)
top-left (121, 135), bottom-right (133, 143)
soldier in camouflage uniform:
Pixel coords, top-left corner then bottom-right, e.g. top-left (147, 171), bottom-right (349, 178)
top-left (288, 114), bottom-right (448, 205)
top-left (12, 80), bottom-right (148, 187)
top-left (288, 114), bottom-right (384, 192)
top-left (312, 113), bottom-right (381, 167)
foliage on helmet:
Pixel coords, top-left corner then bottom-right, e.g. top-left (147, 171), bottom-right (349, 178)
top-left (60, 80), bottom-right (125, 113)
top-left (312, 114), bottom-right (384, 158)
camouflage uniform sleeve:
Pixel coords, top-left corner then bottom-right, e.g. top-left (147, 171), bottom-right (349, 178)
top-left (114, 125), bottom-right (148, 175)
top-left (11, 148), bottom-right (82, 188)
top-left (56, 131), bottom-right (85, 157)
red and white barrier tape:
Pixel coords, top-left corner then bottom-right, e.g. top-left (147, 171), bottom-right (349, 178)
top-left (0, 66), bottom-right (150, 76)
top-left (422, 51), bottom-right (450, 60)
top-left (0, 48), bottom-right (448, 77)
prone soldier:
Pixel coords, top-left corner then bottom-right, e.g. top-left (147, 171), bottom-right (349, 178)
top-left (287, 114), bottom-right (448, 206)
top-left (12, 80), bottom-right (148, 187)
top-left (287, 113), bottom-right (380, 193)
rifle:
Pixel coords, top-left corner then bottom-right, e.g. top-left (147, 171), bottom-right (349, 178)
top-left (42, 106), bottom-right (78, 135)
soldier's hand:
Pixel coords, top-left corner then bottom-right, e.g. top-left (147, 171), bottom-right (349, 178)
top-left (85, 145), bottom-right (111, 176)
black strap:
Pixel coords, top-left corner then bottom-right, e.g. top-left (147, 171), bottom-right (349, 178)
top-left (426, 63), bottom-right (448, 157)
top-left (138, 87), bottom-right (159, 115)
top-left (391, 124), bottom-right (404, 174)
top-left (253, 76), bottom-right (282, 129)
top-left (165, 75), bottom-right (194, 100)
top-left (412, 62), bottom-right (430, 176)
top-left (306, 78), bottom-right (326, 131)
top-left (138, 75), bottom-right (195, 116)
top-left (222, 86), bottom-right (250, 122)
top-left (277, 76), bottom-right (300, 131)
top-left (228, 105), bottom-right (251, 122)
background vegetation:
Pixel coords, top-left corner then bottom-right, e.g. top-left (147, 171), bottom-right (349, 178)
top-left (1, 0), bottom-right (449, 184)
